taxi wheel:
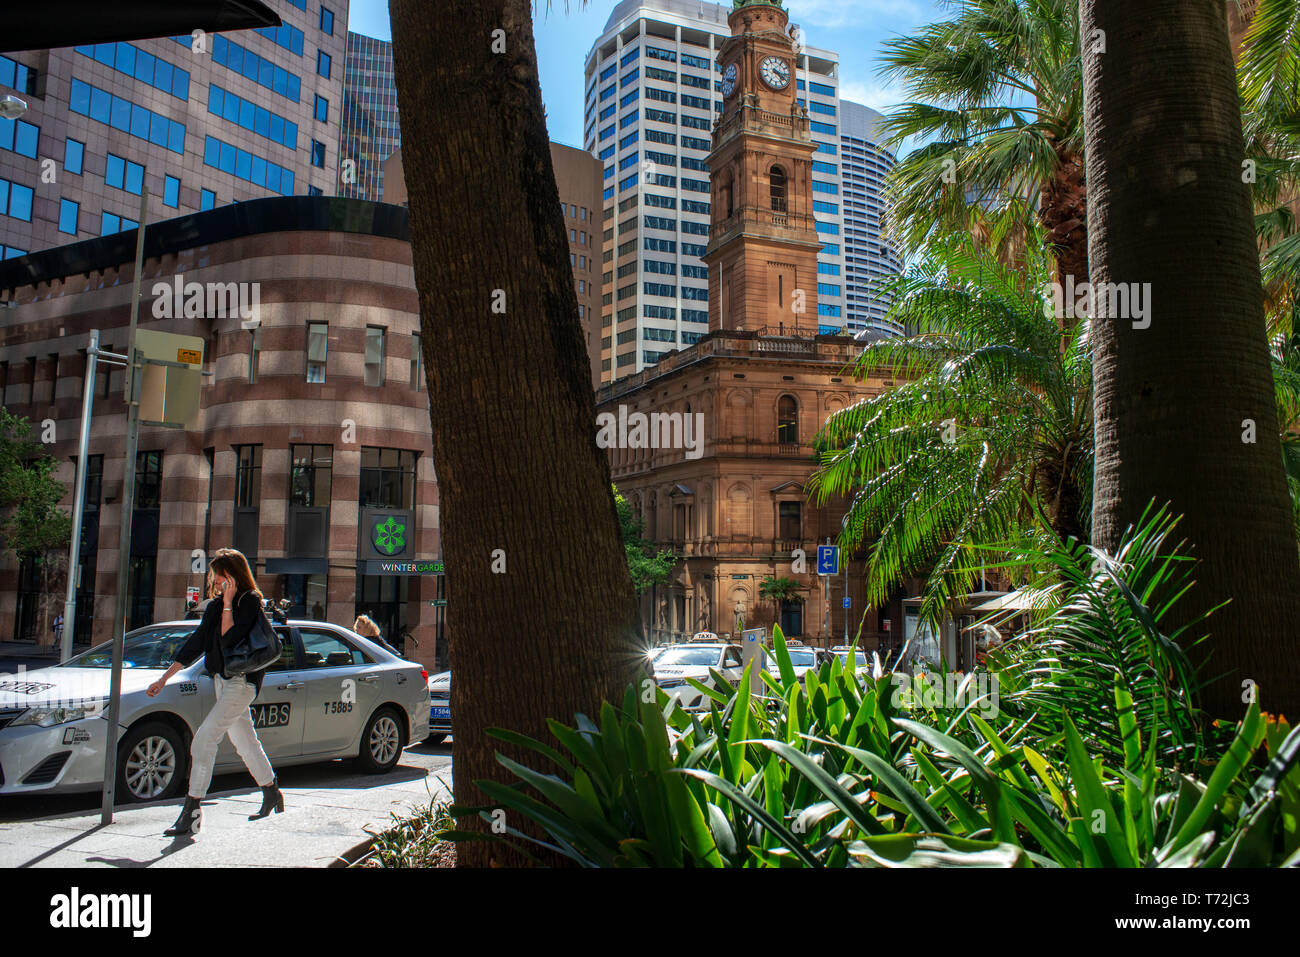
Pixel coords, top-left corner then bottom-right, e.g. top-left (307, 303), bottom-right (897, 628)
top-left (357, 707), bottom-right (404, 774)
top-left (117, 721), bottom-right (187, 803)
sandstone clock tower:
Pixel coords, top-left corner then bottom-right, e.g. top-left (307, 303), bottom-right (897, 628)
top-left (703, 0), bottom-right (822, 335)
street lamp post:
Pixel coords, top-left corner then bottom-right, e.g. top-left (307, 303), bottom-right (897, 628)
top-left (100, 186), bottom-right (149, 825)
top-left (60, 334), bottom-right (127, 663)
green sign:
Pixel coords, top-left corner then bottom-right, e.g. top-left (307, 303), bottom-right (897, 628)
top-left (430, 598), bottom-right (448, 607)
top-left (372, 516), bottom-right (407, 556)
top-left (362, 559), bottom-right (443, 575)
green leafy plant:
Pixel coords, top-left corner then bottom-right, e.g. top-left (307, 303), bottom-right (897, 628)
top-left (615, 484), bottom-right (675, 594)
top-left (809, 234), bottom-right (1092, 625)
top-left (450, 511), bottom-right (1300, 867)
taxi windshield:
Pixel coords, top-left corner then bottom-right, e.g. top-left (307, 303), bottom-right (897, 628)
top-left (63, 627), bottom-right (195, 669)
top-left (655, 646), bottom-right (721, 667)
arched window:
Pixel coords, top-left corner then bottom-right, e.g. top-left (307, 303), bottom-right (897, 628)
top-left (769, 165), bottom-right (787, 212)
top-left (719, 172), bottom-right (734, 219)
top-left (777, 394), bottom-right (798, 444)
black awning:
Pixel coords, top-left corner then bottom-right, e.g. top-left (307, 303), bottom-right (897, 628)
top-left (264, 558), bottom-right (327, 576)
top-left (3, 1), bottom-right (280, 53)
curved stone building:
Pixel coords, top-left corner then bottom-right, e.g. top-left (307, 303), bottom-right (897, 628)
top-left (0, 196), bottom-right (447, 672)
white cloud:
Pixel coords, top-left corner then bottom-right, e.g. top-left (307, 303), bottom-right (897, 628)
top-left (838, 75), bottom-right (908, 113)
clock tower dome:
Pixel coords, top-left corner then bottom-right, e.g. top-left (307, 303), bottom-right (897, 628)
top-left (703, 0), bottom-right (821, 334)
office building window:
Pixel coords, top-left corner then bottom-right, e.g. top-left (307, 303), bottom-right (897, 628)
top-left (284, 575), bottom-right (329, 620)
top-left (290, 445), bottom-right (333, 508)
top-left (255, 22), bottom-right (305, 55)
top-left (320, 6), bottom-right (335, 35)
top-left (210, 35), bottom-right (301, 102)
top-left (135, 450), bottom-right (164, 509)
top-left (314, 94), bottom-right (328, 122)
top-left (232, 444), bottom-right (261, 559)
top-left (234, 445), bottom-right (262, 508)
top-left (207, 85), bottom-right (298, 150)
top-left (1, 178), bottom-right (34, 222)
top-left (0, 54), bottom-right (37, 96)
top-left (307, 185), bottom-right (322, 196)
top-left (105, 153), bottom-right (145, 194)
top-left (203, 135), bottom-right (295, 194)
top-left (64, 138), bottom-right (84, 175)
top-left (248, 326), bottom-right (261, 383)
top-left (317, 50), bottom-right (331, 79)
top-left (200, 188), bottom-right (215, 210)
top-left (68, 79), bottom-right (186, 153)
top-left (410, 333), bottom-right (423, 390)
top-left (75, 42), bottom-right (190, 99)
top-left (58, 198), bottom-right (79, 235)
top-left (307, 322), bottom-right (327, 382)
top-left (360, 448), bottom-right (417, 510)
top-left (127, 556), bottom-right (156, 632)
top-left (100, 212), bottom-right (138, 235)
top-left (311, 139), bottom-right (325, 167)
top-left (365, 326), bottom-right (385, 386)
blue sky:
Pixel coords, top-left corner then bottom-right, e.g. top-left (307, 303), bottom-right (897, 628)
top-left (347, 1), bottom-right (942, 150)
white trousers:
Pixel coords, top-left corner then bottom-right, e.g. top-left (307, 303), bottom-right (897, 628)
top-left (187, 674), bottom-right (274, 799)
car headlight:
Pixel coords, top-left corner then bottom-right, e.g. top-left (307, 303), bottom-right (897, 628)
top-left (10, 701), bottom-right (104, 728)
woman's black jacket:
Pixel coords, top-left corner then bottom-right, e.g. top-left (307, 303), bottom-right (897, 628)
top-left (174, 591), bottom-right (268, 695)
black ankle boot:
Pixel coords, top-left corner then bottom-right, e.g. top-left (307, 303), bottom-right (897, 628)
top-left (249, 776), bottom-right (284, 820)
top-left (164, 795), bottom-right (202, 836)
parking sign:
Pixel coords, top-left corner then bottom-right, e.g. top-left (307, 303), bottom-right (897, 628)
top-left (817, 545), bottom-right (839, 575)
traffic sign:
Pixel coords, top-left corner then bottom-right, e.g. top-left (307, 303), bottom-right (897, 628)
top-left (135, 328), bottom-right (204, 428)
top-left (817, 544), bottom-right (839, 575)
top-left (842, 596), bottom-right (850, 609)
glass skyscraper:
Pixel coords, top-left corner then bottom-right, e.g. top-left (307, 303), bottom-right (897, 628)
top-left (839, 100), bottom-right (903, 338)
top-left (0, 0), bottom-right (348, 258)
top-left (339, 31), bottom-right (400, 202)
top-left (584, 0), bottom-right (848, 383)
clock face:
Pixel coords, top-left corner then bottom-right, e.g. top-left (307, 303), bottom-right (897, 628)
top-left (760, 56), bottom-right (790, 90)
top-left (721, 62), bottom-right (738, 98)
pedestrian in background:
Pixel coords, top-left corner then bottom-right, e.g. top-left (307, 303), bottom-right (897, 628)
top-left (354, 614), bottom-right (400, 656)
top-left (52, 613), bottom-right (64, 647)
top-left (148, 548), bottom-right (283, 836)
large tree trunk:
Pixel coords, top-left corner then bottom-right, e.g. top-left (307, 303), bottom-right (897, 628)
top-left (389, 0), bottom-right (644, 865)
top-left (1081, 0), bottom-right (1300, 719)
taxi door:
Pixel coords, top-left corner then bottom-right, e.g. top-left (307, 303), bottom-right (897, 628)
top-left (214, 625), bottom-right (306, 763)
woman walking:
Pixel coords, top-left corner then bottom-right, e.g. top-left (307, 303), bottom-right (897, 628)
top-left (148, 548), bottom-right (283, 836)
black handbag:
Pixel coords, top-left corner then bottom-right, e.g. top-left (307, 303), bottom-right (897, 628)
top-left (221, 593), bottom-right (281, 676)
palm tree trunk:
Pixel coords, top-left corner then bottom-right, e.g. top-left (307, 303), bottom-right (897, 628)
top-left (1081, 0), bottom-right (1300, 718)
top-left (1040, 144), bottom-right (1089, 291)
top-left (389, 0), bottom-right (644, 865)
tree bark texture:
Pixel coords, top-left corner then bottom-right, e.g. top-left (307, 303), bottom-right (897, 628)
top-left (389, 0), bottom-right (645, 865)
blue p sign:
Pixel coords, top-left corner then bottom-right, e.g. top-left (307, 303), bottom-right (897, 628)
top-left (817, 545), bottom-right (839, 575)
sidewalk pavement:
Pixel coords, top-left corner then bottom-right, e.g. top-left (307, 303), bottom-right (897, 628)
top-left (0, 748), bottom-right (453, 868)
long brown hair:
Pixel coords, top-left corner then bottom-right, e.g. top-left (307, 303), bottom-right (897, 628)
top-left (208, 548), bottom-right (263, 600)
